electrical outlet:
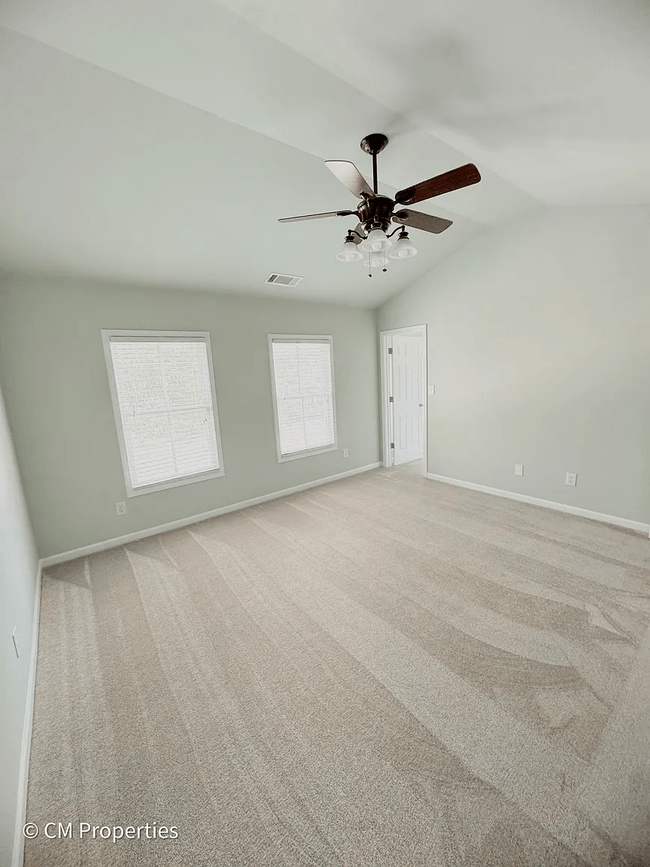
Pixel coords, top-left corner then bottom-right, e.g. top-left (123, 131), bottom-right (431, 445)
top-left (343, 448), bottom-right (349, 458)
top-left (565, 472), bottom-right (577, 487)
top-left (115, 501), bottom-right (127, 516)
top-left (514, 464), bottom-right (524, 477)
top-left (428, 385), bottom-right (435, 396)
top-left (12, 627), bottom-right (20, 659)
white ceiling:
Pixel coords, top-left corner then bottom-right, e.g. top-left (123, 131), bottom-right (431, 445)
top-left (1, 0), bottom-right (648, 307)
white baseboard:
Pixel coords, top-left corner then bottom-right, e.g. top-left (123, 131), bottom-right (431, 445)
top-left (41, 463), bottom-right (382, 568)
top-left (426, 473), bottom-right (650, 536)
top-left (12, 562), bottom-right (43, 867)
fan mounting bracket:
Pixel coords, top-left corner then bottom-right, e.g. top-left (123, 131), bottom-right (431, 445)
top-left (359, 133), bottom-right (388, 156)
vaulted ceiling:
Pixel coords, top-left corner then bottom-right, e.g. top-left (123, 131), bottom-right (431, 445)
top-left (1, 0), bottom-right (648, 307)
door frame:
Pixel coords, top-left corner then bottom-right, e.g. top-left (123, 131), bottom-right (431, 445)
top-left (380, 324), bottom-right (427, 475)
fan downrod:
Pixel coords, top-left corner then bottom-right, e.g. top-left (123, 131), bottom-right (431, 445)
top-left (359, 133), bottom-right (388, 156)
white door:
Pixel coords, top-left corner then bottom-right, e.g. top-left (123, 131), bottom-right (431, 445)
top-left (391, 334), bottom-right (425, 465)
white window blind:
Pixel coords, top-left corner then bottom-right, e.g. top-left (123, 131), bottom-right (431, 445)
top-left (270, 338), bottom-right (336, 458)
top-left (105, 334), bottom-right (222, 492)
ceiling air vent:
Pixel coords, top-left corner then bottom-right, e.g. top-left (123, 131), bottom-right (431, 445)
top-left (264, 273), bottom-right (303, 287)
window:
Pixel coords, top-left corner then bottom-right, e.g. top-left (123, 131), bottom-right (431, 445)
top-left (269, 335), bottom-right (337, 461)
top-left (102, 330), bottom-right (224, 496)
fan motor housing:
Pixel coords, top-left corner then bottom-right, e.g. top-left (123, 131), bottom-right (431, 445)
top-left (358, 195), bottom-right (394, 233)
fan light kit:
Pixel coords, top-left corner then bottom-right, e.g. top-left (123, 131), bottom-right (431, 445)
top-left (279, 133), bottom-right (481, 276)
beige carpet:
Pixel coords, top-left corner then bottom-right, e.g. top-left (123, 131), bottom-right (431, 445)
top-left (24, 468), bottom-right (650, 866)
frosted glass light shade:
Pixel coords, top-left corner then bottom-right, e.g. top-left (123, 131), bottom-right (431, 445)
top-left (389, 236), bottom-right (418, 259)
top-left (336, 240), bottom-right (363, 262)
top-left (362, 252), bottom-right (386, 268)
top-left (360, 228), bottom-right (390, 252)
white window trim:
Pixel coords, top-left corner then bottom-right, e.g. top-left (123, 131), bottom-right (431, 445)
top-left (101, 329), bottom-right (225, 497)
top-left (268, 334), bottom-right (338, 463)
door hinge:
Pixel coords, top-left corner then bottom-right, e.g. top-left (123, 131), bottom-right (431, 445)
top-left (390, 442), bottom-right (395, 448)
top-left (389, 396), bottom-right (394, 402)
top-left (388, 347), bottom-right (393, 354)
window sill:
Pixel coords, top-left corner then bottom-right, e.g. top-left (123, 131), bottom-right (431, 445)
top-left (277, 444), bottom-right (338, 463)
top-left (126, 466), bottom-right (225, 497)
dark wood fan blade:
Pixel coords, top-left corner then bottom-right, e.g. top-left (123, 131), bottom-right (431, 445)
top-left (395, 164), bottom-right (481, 206)
top-left (392, 209), bottom-right (453, 234)
top-left (325, 160), bottom-right (375, 199)
top-left (278, 209), bottom-right (357, 223)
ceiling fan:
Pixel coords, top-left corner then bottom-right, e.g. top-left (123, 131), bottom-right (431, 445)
top-left (278, 133), bottom-right (481, 273)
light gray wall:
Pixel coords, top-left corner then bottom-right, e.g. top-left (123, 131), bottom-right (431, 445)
top-left (379, 205), bottom-right (650, 525)
top-left (0, 379), bottom-right (39, 867)
top-left (0, 276), bottom-right (380, 558)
